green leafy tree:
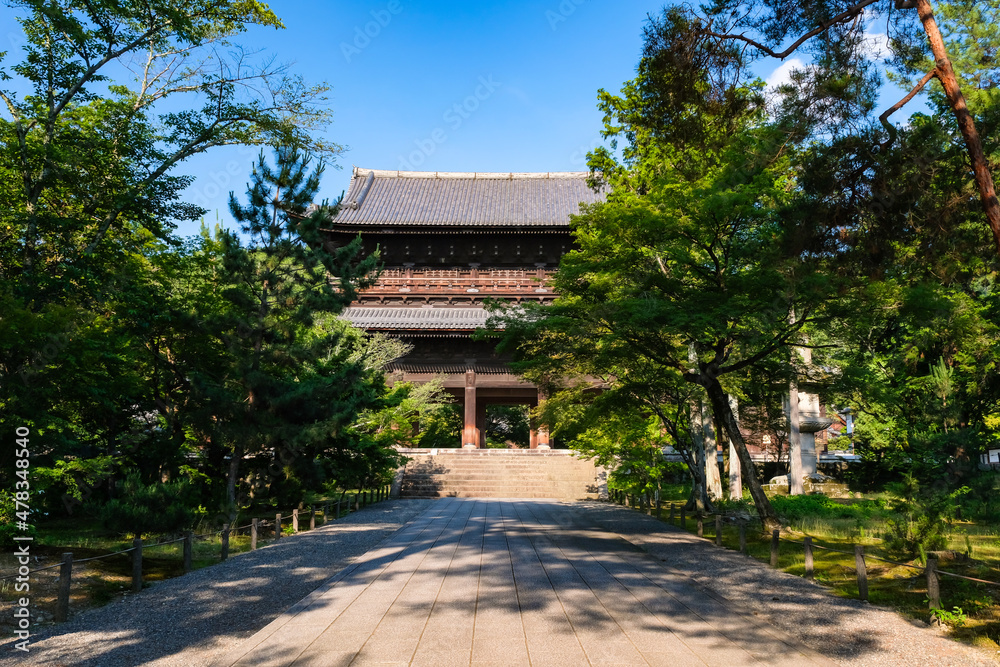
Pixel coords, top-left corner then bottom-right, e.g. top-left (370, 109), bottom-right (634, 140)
top-left (497, 10), bottom-right (856, 529)
top-left (690, 0), bottom-right (1000, 254)
top-left (0, 0), bottom-right (339, 508)
top-left (0, 0), bottom-right (335, 286)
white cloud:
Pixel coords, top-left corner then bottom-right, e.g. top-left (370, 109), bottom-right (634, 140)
top-left (765, 58), bottom-right (806, 90)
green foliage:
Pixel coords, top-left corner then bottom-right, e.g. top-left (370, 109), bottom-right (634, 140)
top-left (355, 378), bottom-right (455, 449)
top-left (189, 146), bottom-right (382, 513)
top-left (484, 405), bottom-right (531, 448)
top-left (930, 606), bottom-right (969, 628)
top-left (768, 494), bottom-right (889, 524)
top-left (33, 456), bottom-right (116, 512)
top-left (413, 403), bottom-right (463, 449)
top-left (98, 472), bottom-right (196, 538)
top-left (0, 490), bottom-right (37, 548)
top-left (0, 0), bottom-right (361, 524)
top-left (570, 411), bottom-right (672, 497)
top-left (881, 475), bottom-right (960, 560)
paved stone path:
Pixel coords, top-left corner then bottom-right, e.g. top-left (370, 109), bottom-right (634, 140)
top-left (211, 498), bottom-right (838, 667)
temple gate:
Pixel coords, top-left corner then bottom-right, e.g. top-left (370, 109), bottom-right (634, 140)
top-left (323, 168), bottom-right (604, 448)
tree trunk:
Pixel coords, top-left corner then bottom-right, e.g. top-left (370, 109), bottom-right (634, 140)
top-left (915, 0), bottom-right (1000, 256)
top-left (226, 444), bottom-right (243, 520)
top-left (701, 400), bottom-right (724, 500)
top-left (700, 375), bottom-right (779, 530)
top-left (687, 405), bottom-right (714, 513)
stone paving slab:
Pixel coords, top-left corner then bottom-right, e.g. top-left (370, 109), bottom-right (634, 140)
top-left (211, 498), bottom-right (839, 667)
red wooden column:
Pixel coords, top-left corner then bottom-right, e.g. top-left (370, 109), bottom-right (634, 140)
top-left (463, 369), bottom-right (479, 448)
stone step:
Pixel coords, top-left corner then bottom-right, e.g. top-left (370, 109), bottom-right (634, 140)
top-left (406, 474), bottom-right (591, 480)
top-left (397, 450), bottom-right (601, 500)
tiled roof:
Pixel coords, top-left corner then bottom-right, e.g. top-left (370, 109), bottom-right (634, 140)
top-left (343, 306), bottom-right (493, 330)
top-left (331, 168), bottom-right (605, 227)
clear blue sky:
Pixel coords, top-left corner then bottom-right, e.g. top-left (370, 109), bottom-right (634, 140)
top-left (180, 0), bottom-right (660, 237)
top-left (2, 1), bottom-right (908, 239)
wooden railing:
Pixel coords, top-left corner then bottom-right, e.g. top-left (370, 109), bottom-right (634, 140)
top-left (363, 268), bottom-right (555, 295)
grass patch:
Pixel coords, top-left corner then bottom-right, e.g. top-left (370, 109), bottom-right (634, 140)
top-left (644, 487), bottom-right (1000, 651)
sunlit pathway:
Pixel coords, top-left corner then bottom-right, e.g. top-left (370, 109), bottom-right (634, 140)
top-left (210, 498), bottom-right (837, 667)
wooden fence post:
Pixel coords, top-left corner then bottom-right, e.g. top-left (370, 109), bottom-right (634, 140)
top-left (221, 523), bottom-right (230, 561)
top-left (55, 552), bottom-right (72, 623)
top-left (669, 503), bottom-right (675, 524)
top-left (131, 537), bottom-right (143, 593)
top-left (275, 513), bottom-right (282, 541)
top-left (292, 509), bottom-right (299, 533)
top-left (183, 532), bottom-right (192, 573)
top-left (354, 493), bottom-right (359, 511)
top-left (183, 530), bottom-right (194, 574)
top-left (697, 515), bottom-right (704, 538)
top-left (655, 497), bottom-right (662, 519)
top-left (715, 515), bottom-right (722, 546)
top-left (770, 529), bottom-right (780, 567)
top-left (310, 504), bottom-right (316, 530)
top-left (739, 520), bottom-right (747, 554)
top-left (926, 556), bottom-right (941, 610)
top-left (251, 519), bottom-right (258, 550)
top-left (322, 503), bottom-right (328, 522)
top-left (804, 536), bottom-right (814, 579)
top-left (855, 545), bottom-right (868, 602)
top-left (336, 498), bottom-right (341, 519)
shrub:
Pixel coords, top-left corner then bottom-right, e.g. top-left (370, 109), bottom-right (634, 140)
top-left (881, 475), bottom-right (958, 560)
top-left (99, 472), bottom-right (196, 538)
top-left (883, 508), bottom-right (948, 560)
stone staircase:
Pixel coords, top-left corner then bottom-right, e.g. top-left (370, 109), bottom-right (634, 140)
top-left (395, 448), bottom-right (604, 500)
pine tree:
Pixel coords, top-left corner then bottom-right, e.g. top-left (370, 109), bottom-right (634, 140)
top-left (195, 147), bottom-right (380, 516)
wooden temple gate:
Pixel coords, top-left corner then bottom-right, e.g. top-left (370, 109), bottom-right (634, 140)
top-left (322, 168), bottom-right (604, 448)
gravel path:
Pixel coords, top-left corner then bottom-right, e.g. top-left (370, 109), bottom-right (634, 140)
top-left (575, 502), bottom-right (1000, 667)
top-left (0, 499), bottom-right (435, 667)
top-left (3, 498), bottom-right (997, 666)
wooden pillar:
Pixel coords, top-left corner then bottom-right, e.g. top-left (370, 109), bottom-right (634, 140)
top-left (55, 553), bottom-right (72, 623)
top-left (463, 369), bottom-right (478, 448)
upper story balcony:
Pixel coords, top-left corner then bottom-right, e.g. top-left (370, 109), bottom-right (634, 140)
top-left (356, 267), bottom-right (555, 305)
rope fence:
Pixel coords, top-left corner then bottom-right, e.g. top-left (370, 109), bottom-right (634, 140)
top-left (1, 485), bottom-right (392, 623)
top-left (608, 490), bottom-right (1000, 613)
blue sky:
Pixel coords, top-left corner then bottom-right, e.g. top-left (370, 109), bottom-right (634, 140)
top-left (179, 0), bottom-right (658, 237)
top-left (1, 1), bottom-right (909, 238)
